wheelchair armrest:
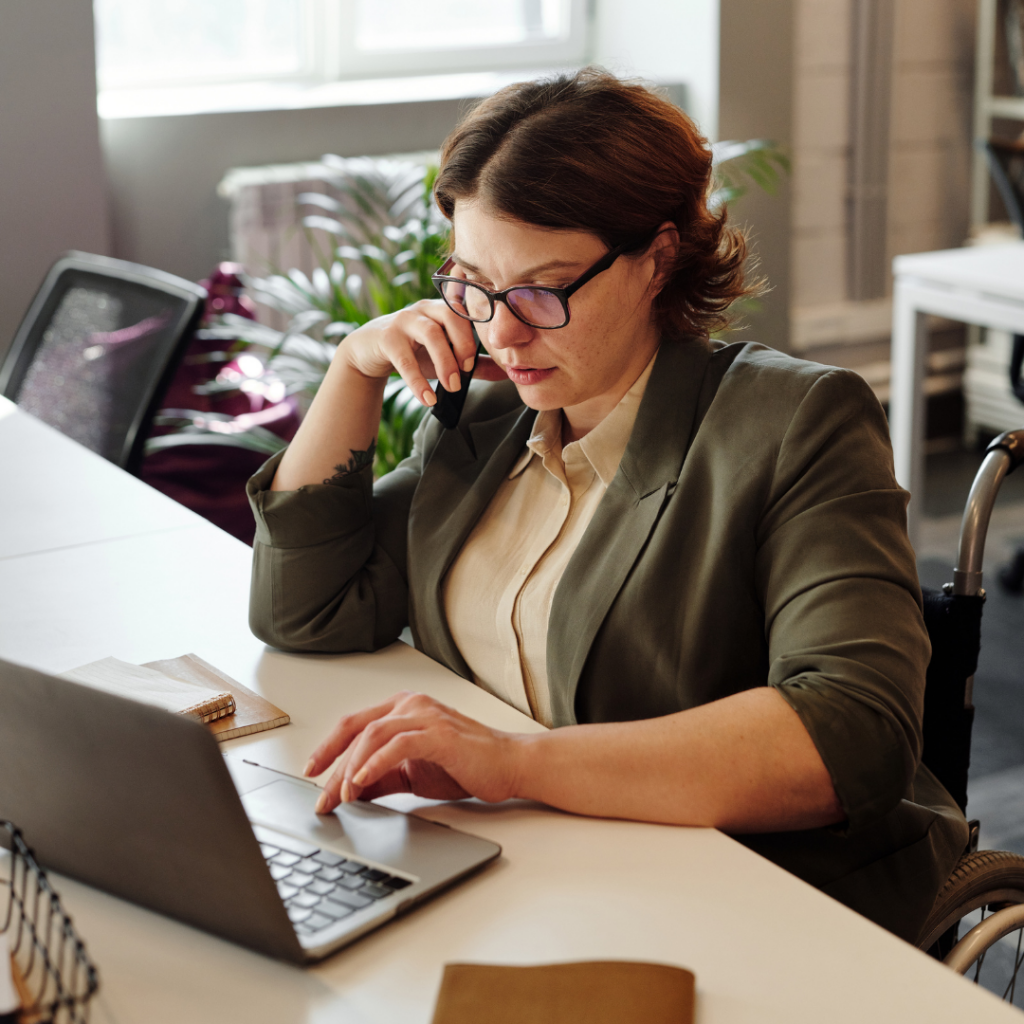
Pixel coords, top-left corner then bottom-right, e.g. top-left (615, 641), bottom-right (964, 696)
top-left (953, 434), bottom-right (1024, 595)
top-left (985, 429), bottom-right (1024, 474)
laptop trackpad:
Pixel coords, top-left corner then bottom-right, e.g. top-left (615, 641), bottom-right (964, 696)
top-left (243, 779), bottom-right (415, 869)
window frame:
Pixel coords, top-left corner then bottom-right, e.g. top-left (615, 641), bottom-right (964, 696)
top-left (94, 0), bottom-right (590, 94)
top-left (319, 0), bottom-right (589, 81)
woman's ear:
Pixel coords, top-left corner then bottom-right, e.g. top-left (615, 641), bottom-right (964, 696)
top-left (648, 221), bottom-right (681, 293)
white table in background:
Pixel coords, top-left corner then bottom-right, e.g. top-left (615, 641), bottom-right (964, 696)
top-left (1, 402), bottom-right (1021, 1024)
top-left (889, 242), bottom-right (1024, 546)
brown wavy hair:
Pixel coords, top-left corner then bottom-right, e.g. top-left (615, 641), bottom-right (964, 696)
top-left (434, 67), bottom-right (755, 339)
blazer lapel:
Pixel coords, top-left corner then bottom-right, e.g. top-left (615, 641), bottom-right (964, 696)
top-left (408, 400), bottom-right (535, 676)
top-left (546, 337), bottom-right (714, 726)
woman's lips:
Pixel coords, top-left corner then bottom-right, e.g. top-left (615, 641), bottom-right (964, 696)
top-left (504, 366), bottom-right (555, 386)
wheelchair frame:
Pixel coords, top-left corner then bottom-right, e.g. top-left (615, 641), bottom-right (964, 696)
top-left (916, 429), bottom-right (1024, 990)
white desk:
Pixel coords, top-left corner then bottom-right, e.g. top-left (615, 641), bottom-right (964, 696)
top-left (889, 243), bottom-right (1024, 546)
top-left (1, 402), bottom-right (1020, 1023)
top-left (0, 396), bottom-right (200, 560)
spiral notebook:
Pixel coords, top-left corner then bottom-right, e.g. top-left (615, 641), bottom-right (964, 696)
top-left (143, 654), bottom-right (289, 741)
top-left (62, 657), bottom-right (236, 724)
top-left (62, 653), bottom-right (288, 742)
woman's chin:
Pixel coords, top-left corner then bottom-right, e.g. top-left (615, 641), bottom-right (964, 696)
top-left (512, 380), bottom-right (568, 411)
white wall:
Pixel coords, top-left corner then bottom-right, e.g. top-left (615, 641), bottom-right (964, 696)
top-left (591, 0), bottom-right (798, 350)
top-left (0, 0), bottom-right (110, 358)
top-left (718, 0), bottom-right (794, 351)
top-left (592, 0), bottom-right (720, 138)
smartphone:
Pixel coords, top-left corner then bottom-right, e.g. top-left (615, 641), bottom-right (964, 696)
top-left (430, 331), bottom-right (481, 430)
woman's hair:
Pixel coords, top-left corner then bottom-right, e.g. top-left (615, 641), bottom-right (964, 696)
top-left (434, 67), bottom-right (755, 339)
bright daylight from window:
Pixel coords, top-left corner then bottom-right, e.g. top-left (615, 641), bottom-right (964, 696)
top-left (357, 0), bottom-right (566, 52)
top-left (94, 0), bottom-right (572, 89)
top-left (94, 0), bottom-right (308, 87)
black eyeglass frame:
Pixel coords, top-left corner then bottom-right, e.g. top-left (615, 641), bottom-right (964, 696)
top-left (431, 242), bottom-right (630, 330)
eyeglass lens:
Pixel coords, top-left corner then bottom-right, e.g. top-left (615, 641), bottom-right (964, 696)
top-left (439, 279), bottom-right (567, 328)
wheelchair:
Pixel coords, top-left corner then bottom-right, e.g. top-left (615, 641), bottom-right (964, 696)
top-left (914, 428), bottom-right (1024, 1000)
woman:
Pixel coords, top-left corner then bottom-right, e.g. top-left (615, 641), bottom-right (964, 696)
top-left (247, 69), bottom-right (967, 943)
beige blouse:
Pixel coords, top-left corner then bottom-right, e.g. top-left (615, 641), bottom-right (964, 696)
top-left (442, 355), bottom-right (656, 726)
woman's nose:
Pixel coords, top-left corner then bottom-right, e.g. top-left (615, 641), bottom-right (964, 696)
top-left (485, 299), bottom-right (535, 350)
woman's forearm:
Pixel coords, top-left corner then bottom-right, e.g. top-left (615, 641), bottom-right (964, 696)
top-left (510, 687), bottom-right (844, 833)
top-left (271, 354), bottom-right (388, 492)
top-left (270, 301), bottom-right (480, 492)
top-left (310, 687), bottom-right (845, 831)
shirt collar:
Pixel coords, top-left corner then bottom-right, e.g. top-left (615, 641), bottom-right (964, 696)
top-left (507, 349), bottom-right (659, 485)
top-left (508, 408), bottom-right (561, 478)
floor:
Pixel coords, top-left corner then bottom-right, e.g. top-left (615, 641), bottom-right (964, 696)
top-left (918, 448), bottom-right (1024, 854)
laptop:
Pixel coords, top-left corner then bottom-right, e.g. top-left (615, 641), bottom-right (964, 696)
top-left (0, 657), bottom-right (501, 964)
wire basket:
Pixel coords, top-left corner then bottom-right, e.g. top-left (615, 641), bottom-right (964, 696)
top-left (0, 822), bottom-right (98, 1024)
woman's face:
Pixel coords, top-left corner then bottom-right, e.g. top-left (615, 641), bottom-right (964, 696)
top-left (450, 200), bottom-right (666, 439)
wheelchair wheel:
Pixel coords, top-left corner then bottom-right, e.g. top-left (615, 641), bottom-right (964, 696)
top-left (918, 849), bottom-right (1024, 1004)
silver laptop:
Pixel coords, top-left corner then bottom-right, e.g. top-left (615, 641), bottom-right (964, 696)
top-left (0, 657), bottom-right (500, 963)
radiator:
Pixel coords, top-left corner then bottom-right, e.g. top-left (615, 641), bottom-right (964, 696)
top-left (219, 152), bottom-right (438, 331)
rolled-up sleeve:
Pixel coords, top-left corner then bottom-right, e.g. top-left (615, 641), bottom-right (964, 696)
top-left (755, 369), bottom-right (930, 832)
top-left (246, 427), bottom-right (429, 653)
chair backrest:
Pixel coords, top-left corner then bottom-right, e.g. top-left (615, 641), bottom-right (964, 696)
top-left (0, 252), bottom-right (206, 473)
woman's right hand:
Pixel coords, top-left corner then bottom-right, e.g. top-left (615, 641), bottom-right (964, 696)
top-left (268, 298), bottom-right (505, 491)
top-left (341, 298), bottom-right (501, 408)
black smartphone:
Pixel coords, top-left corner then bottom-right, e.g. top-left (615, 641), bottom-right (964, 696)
top-left (430, 331), bottom-right (481, 430)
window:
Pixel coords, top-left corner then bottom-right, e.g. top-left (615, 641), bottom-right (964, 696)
top-left (94, 0), bottom-right (312, 88)
top-left (94, 0), bottom-right (588, 91)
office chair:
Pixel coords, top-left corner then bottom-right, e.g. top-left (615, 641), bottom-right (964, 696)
top-left (0, 252), bottom-right (206, 474)
top-left (914, 429), bottom-right (1024, 1002)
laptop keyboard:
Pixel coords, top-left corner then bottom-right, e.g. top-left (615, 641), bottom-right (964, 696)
top-left (257, 831), bottom-right (413, 938)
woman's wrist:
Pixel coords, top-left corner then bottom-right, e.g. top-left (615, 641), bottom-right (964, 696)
top-left (502, 730), bottom-right (547, 803)
top-left (328, 353), bottom-right (390, 401)
top-left (335, 319), bottom-right (400, 383)
top-left (269, 340), bottom-right (389, 492)
top-left (332, 330), bottom-right (392, 387)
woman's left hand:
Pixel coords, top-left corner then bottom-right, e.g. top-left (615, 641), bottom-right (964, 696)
top-left (304, 691), bottom-right (525, 814)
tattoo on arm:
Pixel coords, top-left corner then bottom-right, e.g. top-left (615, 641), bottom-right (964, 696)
top-left (322, 439), bottom-right (377, 485)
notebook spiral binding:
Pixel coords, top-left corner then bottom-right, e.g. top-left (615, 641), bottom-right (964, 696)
top-left (0, 822), bottom-right (99, 1024)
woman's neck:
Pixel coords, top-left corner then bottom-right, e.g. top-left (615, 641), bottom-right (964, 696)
top-left (560, 343), bottom-right (660, 445)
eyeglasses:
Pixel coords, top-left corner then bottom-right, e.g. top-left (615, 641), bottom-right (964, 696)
top-left (431, 243), bottom-right (628, 330)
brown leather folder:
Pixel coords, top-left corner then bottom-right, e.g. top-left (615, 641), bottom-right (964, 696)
top-left (430, 961), bottom-right (695, 1024)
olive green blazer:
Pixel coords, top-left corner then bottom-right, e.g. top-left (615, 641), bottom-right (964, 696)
top-left (247, 338), bottom-right (968, 943)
